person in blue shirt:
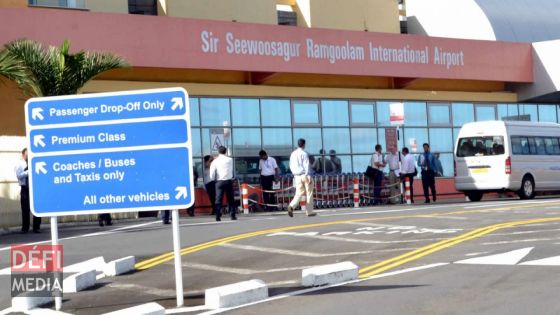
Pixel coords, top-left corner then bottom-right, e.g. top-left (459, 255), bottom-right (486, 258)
top-left (418, 143), bottom-right (437, 203)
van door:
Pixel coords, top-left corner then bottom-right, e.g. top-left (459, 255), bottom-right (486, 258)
top-left (455, 136), bottom-right (507, 189)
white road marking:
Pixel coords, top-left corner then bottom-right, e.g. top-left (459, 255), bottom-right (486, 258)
top-left (267, 231), bottom-right (448, 244)
top-left (218, 243), bottom-right (375, 257)
top-left (519, 255), bottom-right (560, 266)
top-left (0, 220), bottom-right (227, 252)
top-left (481, 238), bottom-right (554, 245)
top-left (464, 200), bottom-right (558, 209)
top-left (465, 252), bottom-right (490, 257)
top-left (0, 308), bottom-right (12, 315)
top-left (488, 228), bottom-right (560, 236)
top-left (455, 247), bottom-right (534, 265)
top-left (197, 263), bottom-right (449, 315)
top-left (418, 215), bottom-right (468, 220)
top-left (181, 262), bottom-right (317, 275)
top-left (318, 204), bottom-right (456, 218)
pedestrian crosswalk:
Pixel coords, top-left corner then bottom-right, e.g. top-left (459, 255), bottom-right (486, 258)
top-left (454, 247), bottom-right (560, 266)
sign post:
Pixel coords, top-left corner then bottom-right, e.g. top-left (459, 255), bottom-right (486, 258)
top-left (25, 87), bottom-right (193, 308)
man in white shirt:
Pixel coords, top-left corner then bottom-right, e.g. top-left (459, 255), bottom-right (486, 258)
top-left (400, 147), bottom-right (417, 203)
top-left (15, 148), bottom-right (41, 233)
top-left (209, 146), bottom-right (236, 221)
top-left (287, 139), bottom-right (316, 217)
top-left (384, 147), bottom-right (400, 204)
top-left (370, 144), bottom-right (385, 205)
top-left (258, 150), bottom-right (279, 211)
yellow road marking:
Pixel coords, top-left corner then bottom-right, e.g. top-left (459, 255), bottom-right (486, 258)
top-left (135, 201), bottom-right (560, 270)
top-left (358, 217), bottom-right (560, 278)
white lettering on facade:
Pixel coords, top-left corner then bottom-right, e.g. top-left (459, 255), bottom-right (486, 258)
top-left (306, 39), bottom-right (365, 64)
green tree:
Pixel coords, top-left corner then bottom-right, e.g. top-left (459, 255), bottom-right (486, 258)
top-left (2, 39), bottom-right (128, 97)
top-left (0, 49), bottom-right (37, 95)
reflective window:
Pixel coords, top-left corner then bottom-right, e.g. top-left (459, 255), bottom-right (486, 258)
top-left (351, 128), bottom-right (377, 154)
top-left (261, 99), bottom-right (291, 126)
top-left (293, 101), bottom-right (319, 124)
top-left (262, 128), bottom-right (293, 157)
top-left (200, 98), bottom-right (230, 126)
top-left (323, 128), bottom-right (350, 154)
top-left (452, 103), bottom-right (474, 127)
top-left (558, 105), bottom-right (560, 123)
top-left (428, 103), bottom-right (450, 125)
top-left (189, 98), bottom-right (200, 126)
top-left (193, 158), bottom-right (203, 186)
top-left (322, 100), bottom-right (349, 126)
top-left (437, 153), bottom-right (453, 178)
top-left (404, 102), bottom-right (427, 126)
top-left (335, 155), bottom-right (352, 174)
top-left (293, 128), bottom-right (322, 155)
top-left (429, 128), bottom-right (453, 152)
top-left (235, 157), bottom-right (260, 175)
top-left (233, 128), bottom-right (261, 157)
top-left (404, 128), bottom-right (428, 154)
top-left (457, 136), bottom-right (505, 157)
top-left (231, 98), bottom-right (260, 126)
top-left (191, 128), bottom-right (202, 157)
top-left (376, 101), bottom-right (392, 126)
top-left (201, 128), bottom-right (232, 156)
top-left (497, 104), bottom-right (518, 121)
top-left (538, 105), bottom-right (557, 123)
top-left (350, 102), bottom-right (375, 125)
top-left (475, 105), bottom-right (496, 121)
top-left (453, 128), bottom-right (461, 149)
top-left (519, 104), bottom-right (538, 122)
top-left (352, 155), bottom-right (371, 174)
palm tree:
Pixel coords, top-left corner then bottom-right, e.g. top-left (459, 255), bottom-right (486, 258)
top-left (0, 49), bottom-right (37, 96)
top-left (2, 39), bottom-right (128, 97)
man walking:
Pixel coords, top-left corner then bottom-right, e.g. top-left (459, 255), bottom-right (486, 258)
top-left (287, 139), bottom-right (316, 217)
top-left (400, 147), bottom-right (416, 203)
top-left (258, 150), bottom-right (279, 211)
top-left (210, 146), bottom-right (237, 221)
top-left (418, 143), bottom-right (437, 203)
top-left (15, 148), bottom-right (41, 233)
top-left (384, 147), bottom-right (400, 204)
top-left (370, 144), bottom-right (385, 205)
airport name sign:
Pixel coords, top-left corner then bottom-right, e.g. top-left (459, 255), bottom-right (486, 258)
top-left (25, 88), bottom-right (194, 217)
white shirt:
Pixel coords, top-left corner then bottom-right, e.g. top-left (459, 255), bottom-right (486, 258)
top-left (209, 154), bottom-right (234, 181)
top-left (401, 154), bottom-right (416, 175)
top-left (289, 148), bottom-right (310, 176)
top-left (385, 153), bottom-right (400, 171)
top-left (370, 152), bottom-right (384, 171)
top-left (15, 159), bottom-right (28, 187)
top-left (259, 157), bottom-right (278, 176)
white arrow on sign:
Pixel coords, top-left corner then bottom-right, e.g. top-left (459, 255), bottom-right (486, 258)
top-left (32, 108), bottom-right (44, 121)
top-left (35, 162), bottom-right (47, 175)
top-left (171, 97), bottom-right (184, 111)
top-left (34, 134), bottom-right (46, 148)
top-left (175, 186), bottom-right (188, 200)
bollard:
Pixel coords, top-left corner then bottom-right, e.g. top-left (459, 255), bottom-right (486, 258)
top-left (353, 177), bottom-right (359, 208)
top-left (404, 177), bottom-right (411, 205)
top-left (242, 183), bottom-right (249, 214)
top-left (300, 195), bottom-right (307, 212)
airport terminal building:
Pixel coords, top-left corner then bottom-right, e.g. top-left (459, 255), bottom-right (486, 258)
top-left (1, 0), bottom-right (560, 226)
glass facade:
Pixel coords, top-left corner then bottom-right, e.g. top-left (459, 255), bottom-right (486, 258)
top-left (189, 97), bottom-right (560, 183)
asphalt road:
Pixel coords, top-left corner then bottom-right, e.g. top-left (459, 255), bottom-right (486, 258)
top-left (2, 197), bottom-right (560, 314)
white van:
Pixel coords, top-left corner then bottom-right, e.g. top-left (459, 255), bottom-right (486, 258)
top-left (454, 120), bottom-right (560, 201)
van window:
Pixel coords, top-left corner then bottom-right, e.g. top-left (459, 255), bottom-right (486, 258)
top-left (457, 136), bottom-right (504, 157)
top-left (544, 137), bottom-right (560, 155)
top-left (512, 136), bottom-right (530, 155)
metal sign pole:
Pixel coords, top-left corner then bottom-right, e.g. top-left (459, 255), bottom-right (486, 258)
top-left (50, 216), bottom-right (62, 311)
top-left (397, 125), bottom-right (404, 204)
top-left (171, 209), bottom-right (184, 307)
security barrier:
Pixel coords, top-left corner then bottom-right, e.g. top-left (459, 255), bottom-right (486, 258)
top-left (242, 173), bottom-right (403, 212)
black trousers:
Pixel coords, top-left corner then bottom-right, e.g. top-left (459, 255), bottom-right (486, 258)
top-left (373, 170), bottom-right (383, 203)
top-left (99, 213), bottom-right (112, 224)
top-left (214, 180), bottom-right (236, 219)
top-left (162, 210), bottom-right (170, 222)
top-left (21, 186), bottom-right (41, 232)
top-left (401, 174), bottom-right (415, 203)
top-left (260, 175), bottom-right (276, 210)
top-left (421, 170), bottom-right (437, 202)
top-left (205, 181), bottom-right (216, 213)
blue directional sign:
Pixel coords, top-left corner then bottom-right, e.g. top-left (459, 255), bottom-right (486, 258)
top-left (25, 88), bottom-right (194, 217)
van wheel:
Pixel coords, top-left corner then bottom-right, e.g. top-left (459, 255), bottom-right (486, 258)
top-left (518, 176), bottom-right (535, 199)
top-left (466, 191), bottom-right (483, 202)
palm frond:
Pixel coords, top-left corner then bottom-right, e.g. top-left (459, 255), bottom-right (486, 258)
top-left (0, 47), bottom-right (39, 96)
